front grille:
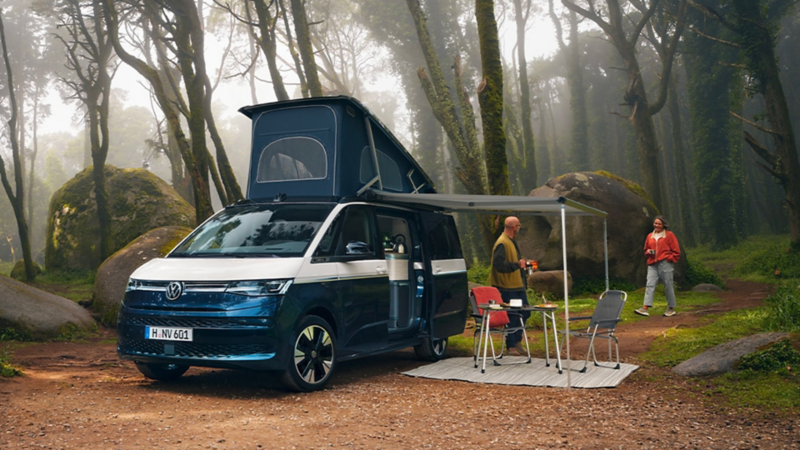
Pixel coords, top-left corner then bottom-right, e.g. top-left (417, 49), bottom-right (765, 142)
top-left (120, 340), bottom-right (270, 359)
top-left (125, 316), bottom-right (251, 329)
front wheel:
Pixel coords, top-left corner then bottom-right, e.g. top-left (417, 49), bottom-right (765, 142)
top-left (414, 337), bottom-right (448, 361)
top-left (134, 362), bottom-right (189, 381)
top-left (279, 316), bottom-right (337, 392)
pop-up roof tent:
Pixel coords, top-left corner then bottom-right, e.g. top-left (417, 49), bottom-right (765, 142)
top-left (240, 96), bottom-right (609, 387)
top-left (239, 96), bottom-right (437, 202)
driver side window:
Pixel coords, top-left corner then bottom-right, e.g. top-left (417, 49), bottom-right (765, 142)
top-left (336, 206), bottom-right (375, 257)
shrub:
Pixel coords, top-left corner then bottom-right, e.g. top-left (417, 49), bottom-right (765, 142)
top-left (572, 277), bottom-right (637, 295)
top-left (737, 339), bottom-right (800, 372)
top-left (683, 255), bottom-right (723, 288)
top-left (763, 283), bottom-right (800, 332)
top-left (467, 263), bottom-right (491, 286)
top-left (735, 240), bottom-right (800, 280)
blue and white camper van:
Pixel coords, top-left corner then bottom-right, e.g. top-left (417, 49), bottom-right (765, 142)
top-left (117, 97), bottom-right (469, 391)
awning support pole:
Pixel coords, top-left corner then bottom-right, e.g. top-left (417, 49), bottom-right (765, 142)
top-left (604, 218), bottom-right (609, 292)
top-left (562, 204), bottom-right (571, 388)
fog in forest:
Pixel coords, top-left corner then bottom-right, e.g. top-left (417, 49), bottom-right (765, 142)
top-left (1, 0), bottom-right (799, 271)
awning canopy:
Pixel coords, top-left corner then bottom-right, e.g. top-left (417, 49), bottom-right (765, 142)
top-left (368, 188), bottom-right (609, 388)
top-left (366, 190), bottom-right (607, 218)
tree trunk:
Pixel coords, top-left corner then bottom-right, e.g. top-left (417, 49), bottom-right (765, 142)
top-left (513, 0), bottom-right (536, 189)
top-left (0, 10), bottom-right (34, 280)
top-left (252, 0), bottom-right (290, 101)
top-left (667, 73), bottom-right (695, 246)
top-left (475, 0), bottom-right (510, 197)
top-left (549, 1), bottom-right (589, 172)
top-left (290, 0), bottom-right (323, 97)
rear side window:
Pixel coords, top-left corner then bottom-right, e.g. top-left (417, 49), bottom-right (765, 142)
top-left (429, 216), bottom-right (463, 260)
top-left (257, 137), bottom-right (327, 182)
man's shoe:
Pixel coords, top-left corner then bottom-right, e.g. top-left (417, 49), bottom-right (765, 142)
top-left (634, 307), bottom-right (650, 317)
top-left (507, 342), bottom-right (527, 356)
top-left (663, 308), bottom-right (676, 317)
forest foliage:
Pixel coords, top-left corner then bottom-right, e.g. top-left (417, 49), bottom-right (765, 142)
top-left (0, 0), bottom-right (799, 277)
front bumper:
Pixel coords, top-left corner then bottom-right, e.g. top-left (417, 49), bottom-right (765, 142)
top-left (117, 305), bottom-right (283, 371)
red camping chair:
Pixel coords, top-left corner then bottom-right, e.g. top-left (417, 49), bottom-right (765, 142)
top-left (470, 286), bottom-right (529, 368)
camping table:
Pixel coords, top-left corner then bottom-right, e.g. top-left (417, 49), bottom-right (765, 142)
top-left (476, 304), bottom-right (563, 374)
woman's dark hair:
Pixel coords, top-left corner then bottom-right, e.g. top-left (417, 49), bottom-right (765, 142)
top-left (654, 215), bottom-right (669, 229)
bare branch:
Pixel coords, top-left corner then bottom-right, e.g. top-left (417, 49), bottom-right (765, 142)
top-left (730, 110), bottom-right (780, 136)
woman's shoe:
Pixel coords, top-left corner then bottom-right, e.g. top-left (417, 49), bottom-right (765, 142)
top-left (663, 308), bottom-right (676, 317)
top-left (634, 307), bottom-right (650, 317)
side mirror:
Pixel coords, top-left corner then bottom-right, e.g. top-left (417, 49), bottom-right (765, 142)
top-left (345, 241), bottom-right (372, 255)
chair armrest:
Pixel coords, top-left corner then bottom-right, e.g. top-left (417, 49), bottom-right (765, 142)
top-left (568, 316), bottom-right (592, 321)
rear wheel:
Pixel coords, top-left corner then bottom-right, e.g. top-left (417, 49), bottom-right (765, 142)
top-left (279, 316), bottom-right (337, 392)
top-left (414, 337), bottom-right (448, 361)
top-left (134, 362), bottom-right (189, 381)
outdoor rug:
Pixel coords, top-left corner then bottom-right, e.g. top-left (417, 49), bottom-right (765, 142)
top-left (402, 356), bottom-right (639, 388)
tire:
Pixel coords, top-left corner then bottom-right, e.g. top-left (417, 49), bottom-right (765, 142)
top-left (134, 362), bottom-right (189, 381)
top-left (279, 316), bottom-right (337, 392)
top-left (414, 336), bottom-right (448, 361)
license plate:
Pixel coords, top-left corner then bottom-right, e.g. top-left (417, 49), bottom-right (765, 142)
top-left (144, 326), bottom-right (193, 342)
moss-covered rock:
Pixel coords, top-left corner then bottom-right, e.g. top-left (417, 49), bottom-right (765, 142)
top-left (10, 260), bottom-right (42, 281)
top-left (45, 165), bottom-right (195, 271)
top-left (92, 226), bottom-right (192, 327)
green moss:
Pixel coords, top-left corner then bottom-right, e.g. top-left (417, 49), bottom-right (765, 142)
top-left (593, 170), bottom-right (658, 214)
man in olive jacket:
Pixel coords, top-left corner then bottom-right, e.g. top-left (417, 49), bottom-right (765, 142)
top-left (489, 216), bottom-right (529, 354)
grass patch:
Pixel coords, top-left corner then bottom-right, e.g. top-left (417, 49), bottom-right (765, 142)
top-left (0, 349), bottom-right (22, 377)
top-left (690, 234), bottom-right (799, 284)
top-left (29, 269), bottom-right (95, 303)
top-left (639, 308), bottom-right (767, 367)
top-left (708, 370), bottom-right (800, 409)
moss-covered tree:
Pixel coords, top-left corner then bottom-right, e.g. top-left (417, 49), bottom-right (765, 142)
top-left (684, 13), bottom-right (743, 248)
top-left (694, 0), bottom-right (800, 248)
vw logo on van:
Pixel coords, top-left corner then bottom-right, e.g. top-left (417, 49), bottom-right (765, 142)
top-left (165, 281), bottom-right (184, 301)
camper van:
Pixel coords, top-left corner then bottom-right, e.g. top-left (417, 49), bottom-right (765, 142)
top-left (117, 97), bottom-right (469, 391)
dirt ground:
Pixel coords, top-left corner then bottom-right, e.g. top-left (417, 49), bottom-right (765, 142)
top-left (1, 279), bottom-right (798, 449)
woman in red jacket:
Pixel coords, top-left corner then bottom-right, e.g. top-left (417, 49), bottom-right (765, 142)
top-left (635, 216), bottom-right (680, 317)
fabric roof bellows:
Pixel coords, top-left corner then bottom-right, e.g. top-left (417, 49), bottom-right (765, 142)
top-left (239, 96), bottom-right (436, 202)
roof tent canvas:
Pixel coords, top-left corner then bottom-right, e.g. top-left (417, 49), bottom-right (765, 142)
top-left (239, 96), bottom-right (436, 202)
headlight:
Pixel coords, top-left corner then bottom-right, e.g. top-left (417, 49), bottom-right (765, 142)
top-left (226, 279), bottom-right (293, 296)
top-left (125, 278), bottom-right (141, 292)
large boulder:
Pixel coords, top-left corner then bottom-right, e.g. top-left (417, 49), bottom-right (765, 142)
top-left (46, 165), bottom-right (195, 271)
top-left (516, 171), bottom-right (687, 288)
top-left (92, 226), bottom-right (192, 326)
top-left (0, 275), bottom-right (96, 340)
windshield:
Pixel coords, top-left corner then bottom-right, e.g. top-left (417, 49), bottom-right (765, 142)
top-left (170, 204), bottom-right (333, 257)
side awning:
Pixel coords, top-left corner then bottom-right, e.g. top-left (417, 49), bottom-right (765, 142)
top-left (366, 190), bottom-right (607, 218)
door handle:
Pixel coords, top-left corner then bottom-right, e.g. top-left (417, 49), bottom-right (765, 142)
top-left (434, 267), bottom-right (442, 274)
top-left (377, 266), bottom-right (387, 274)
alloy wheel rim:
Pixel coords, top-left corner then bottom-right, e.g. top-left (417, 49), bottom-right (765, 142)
top-left (293, 324), bottom-right (333, 384)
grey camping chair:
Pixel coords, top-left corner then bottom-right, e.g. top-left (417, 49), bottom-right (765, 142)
top-left (560, 290), bottom-right (627, 372)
